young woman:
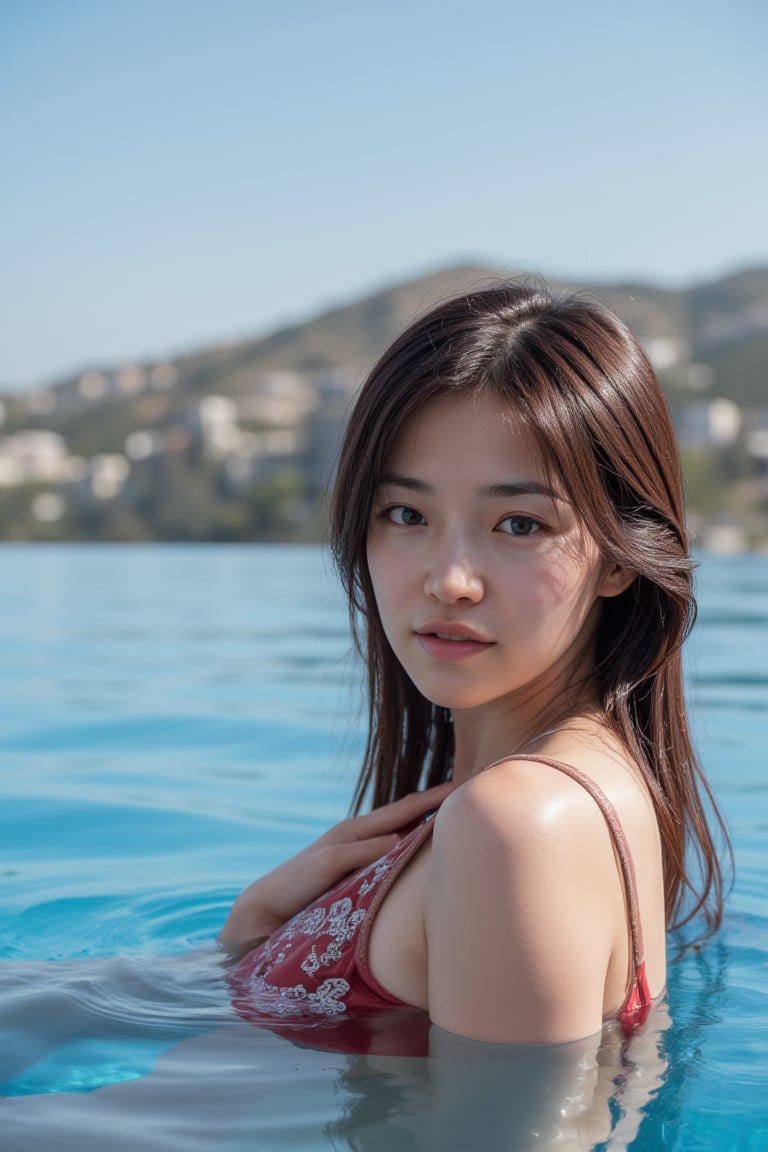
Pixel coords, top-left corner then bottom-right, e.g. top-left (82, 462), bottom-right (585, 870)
top-left (221, 282), bottom-right (727, 1047)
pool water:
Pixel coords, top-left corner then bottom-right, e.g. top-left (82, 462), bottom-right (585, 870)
top-left (0, 545), bottom-right (766, 1150)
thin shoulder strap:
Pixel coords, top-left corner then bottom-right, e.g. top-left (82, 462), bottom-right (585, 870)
top-left (500, 755), bottom-right (646, 977)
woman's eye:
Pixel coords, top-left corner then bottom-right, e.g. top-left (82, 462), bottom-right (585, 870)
top-left (497, 515), bottom-right (542, 536)
top-left (386, 505), bottom-right (425, 527)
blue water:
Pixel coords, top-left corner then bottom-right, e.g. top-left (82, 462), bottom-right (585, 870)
top-left (0, 545), bottom-right (766, 1150)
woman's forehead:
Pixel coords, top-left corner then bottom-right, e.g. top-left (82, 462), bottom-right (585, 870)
top-left (381, 391), bottom-right (562, 489)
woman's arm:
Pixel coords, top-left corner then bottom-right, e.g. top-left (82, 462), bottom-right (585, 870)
top-left (425, 761), bottom-right (621, 1044)
top-left (219, 781), bottom-right (455, 957)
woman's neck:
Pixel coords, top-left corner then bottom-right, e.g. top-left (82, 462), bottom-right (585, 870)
top-left (448, 662), bottom-right (603, 784)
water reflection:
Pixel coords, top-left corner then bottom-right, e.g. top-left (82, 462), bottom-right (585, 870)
top-left (1, 950), bottom-right (674, 1151)
top-left (323, 1013), bottom-right (671, 1151)
top-left (629, 935), bottom-right (730, 1150)
top-left (0, 929), bottom-right (744, 1152)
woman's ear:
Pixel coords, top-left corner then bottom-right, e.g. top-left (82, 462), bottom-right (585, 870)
top-left (597, 564), bottom-right (637, 599)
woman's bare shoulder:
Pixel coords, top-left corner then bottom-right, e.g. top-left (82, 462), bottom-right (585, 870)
top-left (435, 753), bottom-right (619, 847)
top-left (425, 757), bottom-right (632, 1043)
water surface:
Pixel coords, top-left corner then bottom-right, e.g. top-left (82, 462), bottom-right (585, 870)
top-left (0, 545), bottom-right (766, 1149)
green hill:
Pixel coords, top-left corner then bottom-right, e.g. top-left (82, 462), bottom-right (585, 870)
top-left (1, 261), bottom-right (767, 545)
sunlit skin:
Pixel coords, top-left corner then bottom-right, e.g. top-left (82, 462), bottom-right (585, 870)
top-left (366, 390), bottom-right (632, 782)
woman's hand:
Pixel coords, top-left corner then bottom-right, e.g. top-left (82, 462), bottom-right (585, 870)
top-left (218, 782), bottom-right (455, 958)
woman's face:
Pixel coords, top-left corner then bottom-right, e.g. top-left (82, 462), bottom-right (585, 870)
top-left (366, 391), bottom-right (627, 719)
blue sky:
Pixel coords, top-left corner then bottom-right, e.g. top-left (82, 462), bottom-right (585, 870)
top-left (1, 0), bottom-right (766, 388)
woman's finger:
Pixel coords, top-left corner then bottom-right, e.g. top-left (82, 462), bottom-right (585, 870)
top-left (337, 781), bottom-right (456, 842)
top-left (317, 833), bottom-right (402, 879)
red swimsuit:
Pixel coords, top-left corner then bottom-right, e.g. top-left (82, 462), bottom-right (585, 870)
top-left (228, 756), bottom-right (653, 1052)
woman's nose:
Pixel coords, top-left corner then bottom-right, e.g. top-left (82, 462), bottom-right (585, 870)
top-left (424, 549), bottom-right (484, 604)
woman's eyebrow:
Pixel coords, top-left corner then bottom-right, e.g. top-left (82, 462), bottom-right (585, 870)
top-left (377, 472), bottom-right (431, 493)
top-left (378, 473), bottom-right (562, 501)
top-left (479, 481), bottom-right (563, 502)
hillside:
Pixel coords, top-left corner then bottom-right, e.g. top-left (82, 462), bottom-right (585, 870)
top-left (6, 261), bottom-right (768, 415)
top-left (1, 262), bottom-right (767, 545)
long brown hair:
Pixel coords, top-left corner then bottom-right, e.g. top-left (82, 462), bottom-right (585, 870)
top-left (331, 281), bottom-right (729, 937)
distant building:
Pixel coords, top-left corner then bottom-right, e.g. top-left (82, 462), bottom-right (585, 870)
top-left (181, 395), bottom-right (240, 459)
top-left (125, 430), bottom-right (166, 461)
top-left (115, 365), bottom-right (147, 395)
top-left (746, 411), bottom-right (768, 482)
top-left (238, 371), bottom-right (316, 427)
top-left (701, 522), bottom-right (748, 554)
top-left (304, 368), bottom-right (358, 486)
top-left (148, 363), bottom-right (179, 391)
top-left (26, 389), bottom-right (57, 415)
top-left (675, 399), bottom-right (742, 450)
top-left (65, 453), bottom-right (131, 503)
top-left (78, 371), bottom-right (108, 401)
top-left (0, 430), bottom-right (71, 486)
top-left (222, 429), bottom-right (305, 492)
top-left (643, 337), bottom-right (683, 372)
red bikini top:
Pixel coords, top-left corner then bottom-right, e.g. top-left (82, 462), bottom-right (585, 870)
top-left (228, 756), bottom-right (653, 1054)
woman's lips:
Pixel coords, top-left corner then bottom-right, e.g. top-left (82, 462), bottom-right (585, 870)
top-left (415, 626), bottom-right (495, 661)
